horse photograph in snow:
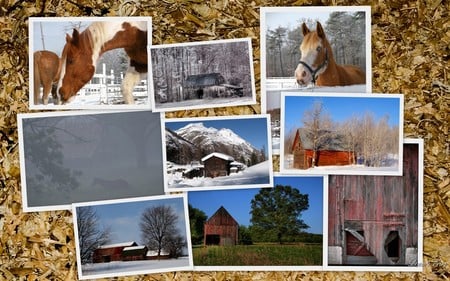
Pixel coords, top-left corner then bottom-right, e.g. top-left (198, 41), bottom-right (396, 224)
top-left (281, 93), bottom-right (403, 176)
top-left (163, 114), bottom-right (273, 192)
top-left (260, 6), bottom-right (371, 155)
top-left (149, 38), bottom-right (256, 112)
top-left (73, 194), bottom-right (193, 279)
top-left (18, 110), bottom-right (165, 212)
top-left (29, 17), bottom-right (151, 109)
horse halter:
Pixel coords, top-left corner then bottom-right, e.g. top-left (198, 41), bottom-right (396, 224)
top-left (298, 47), bottom-right (329, 85)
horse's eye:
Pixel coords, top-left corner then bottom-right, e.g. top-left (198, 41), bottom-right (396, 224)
top-left (316, 46), bottom-right (322, 52)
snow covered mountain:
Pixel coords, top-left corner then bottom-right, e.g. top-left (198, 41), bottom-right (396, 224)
top-left (165, 123), bottom-right (264, 165)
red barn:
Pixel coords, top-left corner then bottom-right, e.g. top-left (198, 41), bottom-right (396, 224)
top-left (201, 152), bottom-right (234, 178)
top-left (121, 245), bottom-right (148, 262)
top-left (290, 128), bottom-right (355, 169)
top-left (204, 206), bottom-right (239, 246)
top-left (92, 241), bottom-right (138, 263)
top-left (328, 142), bottom-right (419, 266)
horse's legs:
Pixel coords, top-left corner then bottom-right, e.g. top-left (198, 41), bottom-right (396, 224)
top-left (42, 82), bottom-right (53, 105)
top-left (33, 59), bottom-right (41, 105)
top-left (122, 66), bottom-right (142, 104)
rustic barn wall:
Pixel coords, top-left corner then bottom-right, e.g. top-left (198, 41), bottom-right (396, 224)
top-left (204, 207), bottom-right (239, 246)
top-left (0, 0), bottom-right (448, 280)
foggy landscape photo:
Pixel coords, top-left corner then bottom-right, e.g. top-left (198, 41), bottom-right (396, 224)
top-left (163, 115), bottom-right (273, 191)
top-left (281, 93), bottom-right (403, 176)
top-left (150, 38), bottom-right (256, 112)
top-left (19, 110), bottom-right (165, 211)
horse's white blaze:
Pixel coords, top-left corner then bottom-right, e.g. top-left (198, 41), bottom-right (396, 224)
top-left (122, 66), bottom-right (143, 104)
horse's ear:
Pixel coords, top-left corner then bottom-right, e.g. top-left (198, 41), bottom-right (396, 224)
top-left (65, 33), bottom-right (72, 43)
top-left (301, 22), bottom-right (310, 36)
top-left (316, 21), bottom-right (326, 39)
top-left (71, 29), bottom-right (80, 46)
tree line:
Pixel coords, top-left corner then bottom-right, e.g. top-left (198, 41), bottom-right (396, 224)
top-left (266, 11), bottom-right (366, 78)
top-left (284, 100), bottom-right (399, 167)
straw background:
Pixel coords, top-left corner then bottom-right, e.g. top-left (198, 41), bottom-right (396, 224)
top-left (0, 0), bottom-right (449, 280)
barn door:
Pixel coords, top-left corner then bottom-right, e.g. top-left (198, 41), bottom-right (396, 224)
top-left (344, 229), bottom-right (377, 265)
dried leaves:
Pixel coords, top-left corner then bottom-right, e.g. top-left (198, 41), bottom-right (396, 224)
top-left (0, 0), bottom-right (449, 280)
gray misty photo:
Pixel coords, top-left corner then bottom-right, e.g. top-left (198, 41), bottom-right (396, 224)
top-left (19, 110), bottom-right (165, 210)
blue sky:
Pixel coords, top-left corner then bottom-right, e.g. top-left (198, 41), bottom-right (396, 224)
top-left (77, 197), bottom-right (187, 245)
top-left (165, 116), bottom-right (270, 154)
top-left (284, 94), bottom-right (401, 134)
top-left (188, 175), bottom-right (324, 234)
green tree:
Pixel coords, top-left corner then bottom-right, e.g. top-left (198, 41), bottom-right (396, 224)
top-left (250, 185), bottom-right (309, 244)
top-left (238, 225), bottom-right (253, 245)
top-left (188, 204), bottom-right (207, 245)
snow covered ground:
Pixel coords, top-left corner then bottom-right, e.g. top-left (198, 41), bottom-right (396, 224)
top-left (81, 257), bottom-right (191, 279)
top-left (154, 96), bottom-right (254, 111)
top-left (167, 160), bottom-right (272, 191)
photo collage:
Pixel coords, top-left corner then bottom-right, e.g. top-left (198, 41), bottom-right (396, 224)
top-left (20, 5), bottom-right (423, 279)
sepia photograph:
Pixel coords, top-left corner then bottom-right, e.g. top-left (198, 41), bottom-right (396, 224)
top-left (188, 174), bottom-right (325, 270)
top-left (163, 115), bottom-right (272, 191)
top-left (260, 6), bottom-right (371, 154)
top-left (73, 194), bottom-right (193, 279)
top-left (150, 38), bottom-right (256, 112)
top-left (18, 110), bottom-right (165, 212)
top-left (29, 17), bottom-right (151, 109)
top-left (281, 93), bottom-right (403, 176)
top-left (326, 139), bottom-right (423, 272)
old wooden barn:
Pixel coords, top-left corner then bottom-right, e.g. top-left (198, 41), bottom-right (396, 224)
top-left (204, 206), bottom-right (239, 246)
top-left (201, 152), bottom-right (234, 178)
top-left (92, 241), bottom-right (138, 263)
top-left (183, 73), bottom-right (226, 99)
top-left (290, 128), bottom-right (355, 169)
top-left (328, 142), bottom-right (419, 266)
top-left (121, 245), bottom-right (148, 262)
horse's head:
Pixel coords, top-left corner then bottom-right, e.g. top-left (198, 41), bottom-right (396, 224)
top-left (57, 29), bottom-right (95, 104)
top-left (295, 22), bottom-right (330, 86)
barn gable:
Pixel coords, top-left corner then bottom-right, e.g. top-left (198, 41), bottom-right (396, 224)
top-left (204, 206), bottom-right (239, 246)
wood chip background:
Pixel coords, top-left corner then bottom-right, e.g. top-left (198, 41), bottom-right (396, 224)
top-left (0, 0), bottom-right (449, 280)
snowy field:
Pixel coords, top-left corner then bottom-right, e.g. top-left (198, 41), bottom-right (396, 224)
top-left (154, 96), bottom-right (254, 111)
top-left (81, 257), bottom-right (191, 279)
top-left (265, 77), bottom-right (368, 93)
top-left (167, 160), bottom-right (272, 191)
top-left (35, 91), bottom-right (149, 107)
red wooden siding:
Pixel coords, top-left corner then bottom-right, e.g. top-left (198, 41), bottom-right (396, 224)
top-left (204, 206), bottom-right (238, 246)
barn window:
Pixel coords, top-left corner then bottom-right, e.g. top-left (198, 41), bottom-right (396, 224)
top-left (384, 231), bottom-right (401, 263)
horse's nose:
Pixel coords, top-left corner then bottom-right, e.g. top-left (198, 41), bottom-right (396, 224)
top-left (302, 71), bottom-right (307, 77)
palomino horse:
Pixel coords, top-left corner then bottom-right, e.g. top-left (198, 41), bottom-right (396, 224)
top-left (34, 50), bottom-right (61, 105)
top-left (294, 22), bottom-right (366, 87)
top-left (57, 21), bottom-right (147, 104)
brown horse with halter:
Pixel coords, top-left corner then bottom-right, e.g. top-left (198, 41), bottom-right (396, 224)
top-left (57, 21), bottom-right (147, 104)
top-left (294, 21), bottom-right (366, 87)
top-left (33, 50), bottom-right (61, 105)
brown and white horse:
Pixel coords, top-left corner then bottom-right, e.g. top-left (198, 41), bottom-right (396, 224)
top-left (34, 50), bottom-right (61, 105)
top-left (294, 21), bottom-right (366, 87)
top-left (57, 21), bottom-right (147, 104)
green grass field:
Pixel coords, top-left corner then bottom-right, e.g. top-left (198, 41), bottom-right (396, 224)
top-left (193, 243), bottom-right (322, 266)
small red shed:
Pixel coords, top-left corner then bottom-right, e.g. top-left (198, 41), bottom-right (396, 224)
top-left (290, 128), bottom-right (355, 169)
top-left (122, 245), bottom-right (148, 261)
top-left (201, 152), bottom-right (234, 178)
top-left (204, 206), bottom-right (239, 246)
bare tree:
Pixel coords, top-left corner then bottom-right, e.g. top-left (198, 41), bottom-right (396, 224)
top-left (140, 205), bottom-right (185, 258)
top-left (301, 100), bottom-right (334, 167)
top-left (76, 206), bottom-right (111, 264)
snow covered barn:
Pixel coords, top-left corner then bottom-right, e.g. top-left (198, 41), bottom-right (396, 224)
top-left (290, 128), bottom-right (355, 169)
top-left (328, 142), bottom-right (419, 266)
top-left (201, 152), bottom-right (234, 178)
top-left (204, 206), bottom-right (239, 246)
top-left (121, 245), bottom-right (148, 262)
top-left (92, 242), bottom-right (138, 263)
top-left (183, 73), bottom-right (226, 99)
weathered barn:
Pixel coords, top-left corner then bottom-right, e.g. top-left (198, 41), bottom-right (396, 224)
top-left (121, 245), bottom-right (148, 262)
top-left (92, 241), bottom-right (138, 263)
top-left (201, 152), bottom-right (234, 178)
top-left (204, 206), bottom-right (239, 246)
top-left (183, 73), bottom-right (226, 99)
top-left (328, 142), bottom-right (419, 266)
top-left (290, 128), bottom-right (355, 169)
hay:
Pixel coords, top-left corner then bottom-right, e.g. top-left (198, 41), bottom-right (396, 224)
top-left (0, 0), bottom-right (449, 280)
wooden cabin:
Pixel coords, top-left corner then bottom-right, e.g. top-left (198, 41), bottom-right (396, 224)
top-left (328, 142), bottom-right (419, 266)
top-left (183, 73), bottom-right (226, 99)
top-left (201, 152), bottom-right (234, 178)
top-left (121, 245), bottom-right (148, 262)
top-left (290, 128), bottom-right (355, 169)
top-left (92, 241), bottom-right (138, 263)
top-left (204, 206), bottom-right (239, 246)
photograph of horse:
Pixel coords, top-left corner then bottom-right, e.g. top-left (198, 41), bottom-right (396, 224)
top-left (33, 50), bottom-right (60, 105)
top-left (294, 21), bottom-right (366, 87)
top-left (58, 21), bottom-right (148, 104)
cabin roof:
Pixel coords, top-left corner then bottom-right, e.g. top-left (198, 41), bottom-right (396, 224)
top-left (292, 128), bottom-right (349, 152)
top-left (184, 73), bottom-right (225, 87)
top-left (201, 152), bottom-right (235, 162)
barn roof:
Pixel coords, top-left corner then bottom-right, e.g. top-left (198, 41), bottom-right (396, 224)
top-left (184, 73), bottom-right (225, 87)
top-left (201, 152), bottom-right (234, 162)
top-left (206, 206), bottom-right (238, 226)
top-left (97, 241), bottom-right (137, 249)
top-left (291, 128), bottom-right (349, 152)
top-left (146, 250), bottom-right (169, 257)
